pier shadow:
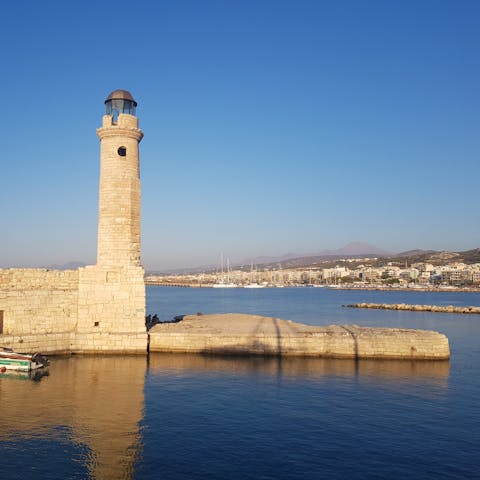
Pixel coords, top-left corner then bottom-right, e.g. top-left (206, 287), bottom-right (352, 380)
top-left (340, 326), bottom-right (360, 376)
top-left (273, 317), bottom-right (282, 355)
top-left (273, 317), bottom-right (283, 380)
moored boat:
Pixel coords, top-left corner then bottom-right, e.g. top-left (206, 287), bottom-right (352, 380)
top-left (0, 368), bottom-right (49, 381)
top-left (212, 281), bottom-right (238, 288)
top-left (212, 254), bottom-right (238, 288)
top-left (0, 347), bottom-right (49, 372)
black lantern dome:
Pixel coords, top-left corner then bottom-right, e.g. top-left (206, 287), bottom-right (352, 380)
top-left (105, 89), bottom-right (137, 119)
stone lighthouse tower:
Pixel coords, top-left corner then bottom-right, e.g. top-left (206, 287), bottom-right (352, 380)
top-left (76, 90), bottom-right (147, 353)
top-left (97, 90), bottom-right (143, 267)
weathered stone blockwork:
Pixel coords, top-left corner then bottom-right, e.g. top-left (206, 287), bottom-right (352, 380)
top-left (0, 266), bottom-right (147, 354)
top-left (0, 269), bottom-right (78, 336)
top-left (76, 264), bottom-right (146, 353)
top-left (96, 114), bottom-right (143, 268)
top-left (77, 265), bottom-right (145, 333)
top-left (149, 314), bottom-right (450, 360)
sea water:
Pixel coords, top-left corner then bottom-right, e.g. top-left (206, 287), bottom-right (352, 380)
top-left (1, 287), bottom-right (479, 479)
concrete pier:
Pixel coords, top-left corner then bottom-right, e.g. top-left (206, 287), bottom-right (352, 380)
top-left (149, 313), bottom-right (450, 360)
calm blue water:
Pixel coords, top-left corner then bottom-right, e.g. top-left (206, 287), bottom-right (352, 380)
top-left (1, 287), bottom-right (480, 479)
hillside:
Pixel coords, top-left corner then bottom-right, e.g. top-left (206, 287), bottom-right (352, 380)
top-left (146, 247), bottom-right (480, 275)
top-left (269, 248), bottom-right (480, 271)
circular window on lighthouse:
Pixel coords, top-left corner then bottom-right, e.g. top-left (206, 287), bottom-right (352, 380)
top-left (118, 146), bottom-right (127, 157)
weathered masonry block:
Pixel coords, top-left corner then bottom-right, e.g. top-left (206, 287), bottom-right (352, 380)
top-left (75, 265), bottom-right (146, 353)
top-left (0, 268), bottom-right (78, 353)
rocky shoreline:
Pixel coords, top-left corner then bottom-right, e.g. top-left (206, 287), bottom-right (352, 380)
top-left (344, 303), bottom-right (480, 314)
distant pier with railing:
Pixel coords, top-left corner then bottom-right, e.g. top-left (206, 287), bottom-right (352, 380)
top-left (145, 279), bottom-right (209, 288)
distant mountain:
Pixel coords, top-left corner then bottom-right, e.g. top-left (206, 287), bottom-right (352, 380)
top-left (461, 248), bottom-right (480, 263)
top-left (242, 246), bottom-right (480, 271)
top-left (235, 243), bottom-right (391, 271)
top-left (320, 242), bottom-right (392, 257)
top-left (395, 249), bottom-right (436, 257)
top-left (242, 253), bottom-right (302, 266)
top-left (351, 248), bottom-right (479, 268)
top-left (243, 242), bottom-right (392, 267)
top-left (239, 242), bottom-right (393, 265)
top-left (148, 242), bottom-right (393, 274)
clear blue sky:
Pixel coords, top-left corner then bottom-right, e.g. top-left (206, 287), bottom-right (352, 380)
top-left (1, 0), bottom-right (479, 270)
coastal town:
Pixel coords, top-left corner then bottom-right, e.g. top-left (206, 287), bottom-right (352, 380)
top-left (146, 254), bottom-right (480, 290)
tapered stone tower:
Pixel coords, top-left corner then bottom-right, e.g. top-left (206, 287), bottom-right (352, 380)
top-left (76, 90), bottom-right (147, 353)
top-left (97, 90), bottom-right (143, 267)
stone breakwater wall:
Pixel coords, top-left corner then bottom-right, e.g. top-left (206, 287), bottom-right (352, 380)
top-left (0, 267), bottom-right (147, 354)
top-left (149, 314), bottom-right (450, 360)
top-left (345, 303), bottom-right (480, 314)
top-left (0, 273), bottom-right (450, 360)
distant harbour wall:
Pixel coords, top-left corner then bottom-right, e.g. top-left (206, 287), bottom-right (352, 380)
top-left (145, 280), bottom-right (480, 292)
top-left (146, 281), bottom-right (209, 287)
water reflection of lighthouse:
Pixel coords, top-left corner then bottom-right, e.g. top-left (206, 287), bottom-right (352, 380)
top-left (0, 356), bottom-right (147, 480)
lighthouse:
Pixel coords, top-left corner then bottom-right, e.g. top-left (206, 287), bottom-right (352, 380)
top-left (76, 90), bottom-right (147, 352)
top-left (96, 90), bottom-right (143, 267)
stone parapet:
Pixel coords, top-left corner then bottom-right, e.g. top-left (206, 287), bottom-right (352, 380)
top-left (97, 113), bottom-right (143, 141)
top-left (0, 268), bottom-right (79, 290)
